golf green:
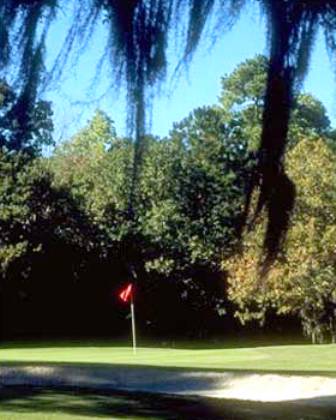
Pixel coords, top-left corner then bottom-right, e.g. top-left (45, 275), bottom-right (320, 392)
top-left (1, 341), bottom-right (336, 373)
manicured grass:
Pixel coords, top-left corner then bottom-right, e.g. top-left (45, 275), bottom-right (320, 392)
top-left (1, 340), bottom-right (336, 419)
top-left (1, 386), bottom-right (336, 420)
top-left (1, 340), bottom-right (336, 373)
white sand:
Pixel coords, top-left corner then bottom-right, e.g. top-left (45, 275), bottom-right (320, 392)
top-left (188, 373), bottom-right (336, 402)
top-left (1, 365), bottom-right (336, 404)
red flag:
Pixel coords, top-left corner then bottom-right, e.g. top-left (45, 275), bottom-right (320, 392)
top-left (119, 283), bottom-right (133, 303)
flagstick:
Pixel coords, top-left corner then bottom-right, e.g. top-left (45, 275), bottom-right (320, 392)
top-left (130, 295), bottom-right (137, 355)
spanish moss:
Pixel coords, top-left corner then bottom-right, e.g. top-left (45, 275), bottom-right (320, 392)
top-left (1, 0), bottom-right (336, 266)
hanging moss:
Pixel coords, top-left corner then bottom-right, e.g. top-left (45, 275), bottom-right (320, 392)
top-left (1, 0), bottom-right (336, 265)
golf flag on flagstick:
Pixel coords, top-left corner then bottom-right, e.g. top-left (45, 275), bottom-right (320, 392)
top-left (118, 282), bottom-right (137, 354)
top-left (119, 283), bottom-right (133, 303)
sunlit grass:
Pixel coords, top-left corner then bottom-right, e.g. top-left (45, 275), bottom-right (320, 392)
top-left (1, 340), bottom-right (336, 373)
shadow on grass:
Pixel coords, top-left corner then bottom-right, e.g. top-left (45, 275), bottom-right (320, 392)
top-left (0, 386), bottom-right (336, 420)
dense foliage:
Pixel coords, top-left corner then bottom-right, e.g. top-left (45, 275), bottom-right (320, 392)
top-left (2, 1), bottom-right (336, 264)
top-left (0, 56), bottom-right (335, 341)
top-left (0, 80), bottom-right (54, 155)
top-left (50, 107), bottom-right (251, 336)
top-left (226, 138), bottom-right (336, 343)
top-left (0, 153), bottom-right (104, 336)
top-left (219, 55), bottom-right (332, 151)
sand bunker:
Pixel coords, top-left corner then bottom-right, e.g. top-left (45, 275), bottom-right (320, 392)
top-left (1, 365), bottom-right (336, 403)
top-left (186, 373), bottom-right (336, 402)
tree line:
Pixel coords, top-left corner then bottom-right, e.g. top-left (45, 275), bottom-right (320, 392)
top-left (3, 1), bottom-right (336, 265)
top-left (0, 56), bottom-right (335, 342)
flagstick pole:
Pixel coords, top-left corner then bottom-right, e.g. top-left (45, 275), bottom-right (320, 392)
top-left (130, 295), bottom-right (136, 355)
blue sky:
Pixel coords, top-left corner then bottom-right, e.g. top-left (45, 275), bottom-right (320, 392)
top-left (44, 6), bottom-right (336, 143)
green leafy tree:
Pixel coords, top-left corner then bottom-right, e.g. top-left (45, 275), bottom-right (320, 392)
top-left (0, 80), bottom-right (54, 155)
top-left (0, 151), bottom-right (104, 337)
top-left (52, 107), bottom-right (250, 270)
top-left (51, 109), bottom-right (251, 334)
top-left (220, 56), bottom-right (331, 150)
top-left (3, 1), bottom-right (336, 262)
top-left (0, 153), bottom-right (95, 279)
top-left (51, 110), bottom-right (133, 242)
top-left (138, 108), bottom-right (252, 332)
top-left (225, 138), bottom-right (336, 343)
top-left (161, 107), bottom-right (250, 265)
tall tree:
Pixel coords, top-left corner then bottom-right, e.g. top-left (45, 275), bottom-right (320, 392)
top-left (226, 138), bottom-right (336, 343)
top-left (2, 1), bottom-right (336, 261)
top-left (219, 55), bottom-right (331, 151)
top-left (51, 109), bottom-right (250, 334)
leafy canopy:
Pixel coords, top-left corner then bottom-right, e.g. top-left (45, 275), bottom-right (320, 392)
top-left (2, 0), bottom-right (336, 263)
top-left (226, 138), bottom-right (336, 343)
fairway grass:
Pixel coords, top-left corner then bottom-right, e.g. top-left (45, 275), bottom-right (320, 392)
top-left (1, 341), bottom-right (336, 374)
top-left (1, 342), bottom-right (336, 418)
top-left (0, 387), bottom-right (152, 420)
top-left (0, 412), bottom-right (106, 420)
